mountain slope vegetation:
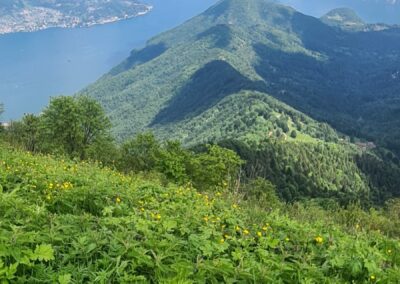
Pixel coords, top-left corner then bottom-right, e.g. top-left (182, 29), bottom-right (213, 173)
top-left (1, 143), bottom-right (400, 282)
top-left (78, 0), bottom-right (400, 203)
top-left (81, 0), bottom-right (400, 156)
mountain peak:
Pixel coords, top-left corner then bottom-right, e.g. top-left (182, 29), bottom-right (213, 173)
top-left (321, 8), bottom-right (365, 30)
top-left (204, 0), bottom-right (295, 26)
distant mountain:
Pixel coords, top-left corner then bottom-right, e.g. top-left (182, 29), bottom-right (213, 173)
top-left (278, 0), bottom-right (400, 24)
top-left (321, 8), bottom-right (366, 30)
top-left (320, 8), bottom-right (394, 32)
top-left (0, 0), bottom-right (151, 34)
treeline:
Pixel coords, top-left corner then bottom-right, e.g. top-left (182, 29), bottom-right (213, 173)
top-left (218, 139), bottom-right (400, 206)
top-left (1, 96), bottom-right (244, 191)
top-left (2, 96), bottom-right (400, 206)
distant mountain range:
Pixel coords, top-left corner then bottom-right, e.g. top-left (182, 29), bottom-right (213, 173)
top-left (0, 0), bottom-right (151, 34)
top-left (278, 0), bottom-right (400, 24)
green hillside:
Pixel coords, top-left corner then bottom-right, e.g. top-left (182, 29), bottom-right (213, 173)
top-left (76, 0), bottom-right (400, 203)
top-left (1, 144), bottom-right (400, 282)
top-left (81, 0), bottom-right (400, 156)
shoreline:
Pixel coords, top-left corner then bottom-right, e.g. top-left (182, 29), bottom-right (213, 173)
top-left (0, 5), bottom-right (153, 36)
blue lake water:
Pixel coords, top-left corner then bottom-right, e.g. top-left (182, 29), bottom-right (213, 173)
top-left (0, 0), bottom-right (217, 120)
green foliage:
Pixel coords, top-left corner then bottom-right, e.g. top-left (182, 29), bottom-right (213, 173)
top-left (40, 96), bottom-right (111, 159)
top-left (5, 96), bottom-right (113, 162)
top-left (188, 144), bottom-right (243, 190)
top-left (6, 114), bottom-right (40, 152)
top-left (119, 133), bottom-right (243, 190)
top-left (80, 0), bottom-right (400, 158)
top-left (0, 145), bottom-right (399, 282)
top-left (120, 133), bottom-right (161, 172)
top-left (73, 0), bottom-right (400, 204)
top-left (242, 177), bottom-right (281, 209)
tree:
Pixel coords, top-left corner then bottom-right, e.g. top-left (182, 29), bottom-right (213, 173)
top-left (8, 114), bottom-right (41, 152)
top-left (156, 140), bottom-right (191, 184)
top-left (40, 96), bottom-right (111, 159)
top-left (119, 133), bottom-right (161, 172)
top-left (243, 177), bottom-right (281, 209)
top-left (188, 145), bottom-right (243, 190)
top-left (77, 96), bottom-right (111, 152)
top-left (290, 130), bottom-right (297, 139)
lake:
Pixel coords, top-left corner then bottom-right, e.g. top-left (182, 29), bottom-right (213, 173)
top-left (0, 0), bottom-right (217, 121)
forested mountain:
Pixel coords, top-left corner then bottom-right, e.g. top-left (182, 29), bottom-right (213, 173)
top-left (79, 0), bottom-right (400, 203)
top-left (81, 0), bottom-right (400, 154)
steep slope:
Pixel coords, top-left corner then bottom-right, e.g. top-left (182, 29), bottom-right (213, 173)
top-left (81, 0), bottom-right (400, 155)
top-left (80, 0), bottom-right (400, 201)
top-left (1, 144), bottom-right (400, 282)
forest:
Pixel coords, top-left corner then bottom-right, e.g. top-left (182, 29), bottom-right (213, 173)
top-left (80, 0), bottom-right (400, 157)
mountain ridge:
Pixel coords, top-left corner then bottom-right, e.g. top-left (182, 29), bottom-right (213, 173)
top-left (80, 0), bottom-right (400, 157)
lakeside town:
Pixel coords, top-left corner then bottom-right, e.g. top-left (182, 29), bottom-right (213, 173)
top-left (0, 1), bottom-right (152, 35)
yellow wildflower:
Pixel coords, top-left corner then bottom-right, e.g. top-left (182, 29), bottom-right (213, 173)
top-left (220, 238), bottom-right (225, 244)
top-left (257, 232), bottom-right (262, 237)
top-left (243, 229), bottom-right (250, 235)
top-left (370, 275), bottom-right (376, 281)
top-left (116, 197), bottom-right (121, 204)
top-left (315, 236), bottom-right (323, 244)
